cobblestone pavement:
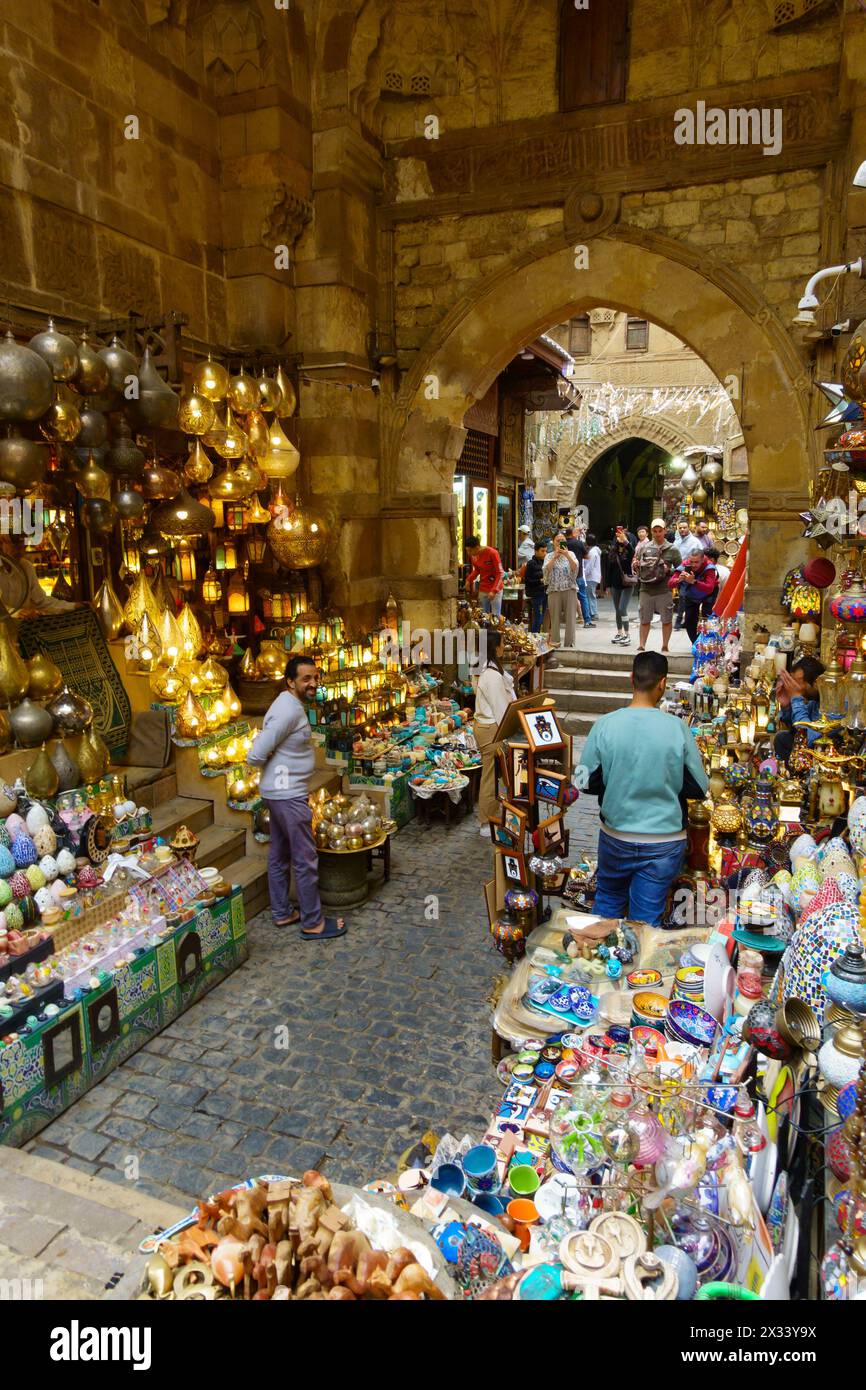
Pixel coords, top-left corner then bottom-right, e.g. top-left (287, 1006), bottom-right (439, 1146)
top-left (29, 743), bottom-right (600, 1210)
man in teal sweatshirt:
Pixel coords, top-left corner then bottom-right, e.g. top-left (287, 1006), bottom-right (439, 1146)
top-left (575, 651), bottom-right (708, 926)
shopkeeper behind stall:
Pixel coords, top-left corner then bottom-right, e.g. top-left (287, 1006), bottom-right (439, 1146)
top-left (465, 536), bottom-right (505, 618)
top-left (774, 656), bottom-right (825, 760)
top-left (0, 535), bottom-right (76, 617)
top-left (248, 654), bottom-right (348, 942)
top-left (474, 631), bottom-right (516, 833)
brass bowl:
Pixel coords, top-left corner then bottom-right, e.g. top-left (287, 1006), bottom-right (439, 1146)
top-left (775, 998), bottom-right (820, 1052)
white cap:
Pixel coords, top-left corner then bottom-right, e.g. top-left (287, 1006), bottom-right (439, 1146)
top-left (651, 517), bottom-right (666, 530)
top-left (518, 525), bottom-right (531, 533)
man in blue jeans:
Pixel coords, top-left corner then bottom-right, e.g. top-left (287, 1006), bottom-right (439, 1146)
top-left (521, 539), bottom-right (548, 632)
top-left (575, 651), bottom-right (708, 926)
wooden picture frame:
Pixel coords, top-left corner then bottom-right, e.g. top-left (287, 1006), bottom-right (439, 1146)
top-left (532, 767), bottom-right (568, 808)
top-left (536, 811), bottom-right (566, 854)
top-left (489, 819), bottom-right (518, 849)
top-left (494, 689), bottom-right (556, 744)
top-left (484, 878), bottom-right (497, 930)
top-left (509, 742), bottom-right (531, 800)
top-left (496, 745), bottom-right (512, 796)
top-left (498, 848), bottom-right (528, 887)
top-left (518, 707), bottom-right (564, 752)
top-left (501, 801), bottom-right (527, 845)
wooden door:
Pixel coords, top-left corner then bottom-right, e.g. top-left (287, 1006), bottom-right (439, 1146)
top-left (560, 0), bottom-right (630, 110)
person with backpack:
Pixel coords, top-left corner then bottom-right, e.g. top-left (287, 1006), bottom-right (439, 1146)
top-left (608, 525), bottom-right (635, 645)
top-left (678, 547), bottom-right (720, 642)
top-left (637, 519), bottom-right (681, 654)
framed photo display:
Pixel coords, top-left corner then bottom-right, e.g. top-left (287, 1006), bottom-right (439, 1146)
top-left (518, 707), bottom-right (564, 752)
top-left (532, 768), bottom-right (568, 808)
top-left (501, 802), bottom-right (527, 846)
top-left (489, 819), bottom-right (518, 849)
top-left (509, 743), bottom-right (531, 800)
top-left (536, 812), bottom-right (566, 854)
top-left (498, 848), bottom-right (528, 887)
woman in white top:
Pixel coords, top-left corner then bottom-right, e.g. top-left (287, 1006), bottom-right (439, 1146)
top-left (543, 534), bottom-right (580, 648)
top-left (473, 631), bottom-right (516, 830)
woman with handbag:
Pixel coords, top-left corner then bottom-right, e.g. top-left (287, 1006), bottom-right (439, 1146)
top-left (609, 524), bottom-right (636, 645)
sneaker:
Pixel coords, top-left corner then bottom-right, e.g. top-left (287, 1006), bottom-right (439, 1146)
top-left (620, 636), bottom-right (631, 645)
top-left (612, 633), bottom-right (625, 644)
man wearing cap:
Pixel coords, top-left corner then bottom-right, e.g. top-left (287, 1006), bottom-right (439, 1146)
top-left (636, 519), bottom-right (681, 654)
top-left (517, 525), bottom-right (536, 565)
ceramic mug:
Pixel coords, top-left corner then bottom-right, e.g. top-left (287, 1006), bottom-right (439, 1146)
top-left (507, 1198), bottom-right (540, 1251)
top-left (509, 1164), bottom-right (541, 1199)
top-left (463, 1143), bottom-right (498, 1194)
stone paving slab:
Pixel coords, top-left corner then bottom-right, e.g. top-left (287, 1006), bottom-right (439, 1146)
top-left (19, 738), bottom-right (601, 1264)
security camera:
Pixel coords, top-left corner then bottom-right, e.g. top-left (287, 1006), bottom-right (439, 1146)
top-left (831, 320), bottom-right (851, 337)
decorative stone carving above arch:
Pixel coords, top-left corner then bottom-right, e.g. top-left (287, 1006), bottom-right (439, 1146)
top-left (556, 413), bottom-right (706, 501)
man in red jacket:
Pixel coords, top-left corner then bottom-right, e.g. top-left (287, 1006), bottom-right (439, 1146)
top-left (679, 549), bottom-right (719, 642)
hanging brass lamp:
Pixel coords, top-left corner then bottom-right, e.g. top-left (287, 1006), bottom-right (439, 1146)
top-left (27, 318), bottom-right (79, 384)
top-left (93, 575), bottom-right (126, 640)
top-left (40, 387), bottom-right (82, 443)
top-left (151, 486), bottom-right (215, 538)
top-left (192, 354), bottom-right (229, 402)
top-left (274, 365), bottom-right (297, 418)
top-left (27, 651), bottom-right (63, 702)
top-left (75, 332), bottom-right (110, 396)
top-left (205, 405), bottom-right (247, 460)
top-left (246, 409), bottom-right (270, 459)
top-left (141, 452), bottom-right (182, 500)
top-left (178, 392), bottom-right (216, 436)
top-left (267, 495), bottom-right (329, 569)
top-left (74, 451), bottom-right (112, 500)
top-left (226, 371), bottom-right (259, 414)
top-left (260, 416), bottom-right (300, 481)
top-left (257, 369), bottom-right (282, 413)
top-left (184, 439), bottom-right (214, 485)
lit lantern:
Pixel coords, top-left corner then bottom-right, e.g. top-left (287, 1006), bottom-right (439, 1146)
top-left (176, 689), bottom-right (207, 739)
top-left (172, 538), bottom-right (197, 586)
top-left (245, 494), bottom-right (272, 527)
top-left (136, 612), bottom-right (161, 671)
top-left (752, 687), bottom-right (770, 732)
top-left (227, 571), bottom-right (250, 614)
top-left (225, 502), bottom-right (248, 532)
top-left (202, 566), bottom-right (222, 604)
top-left (157, 608), bottom-right (182, 666)
top-left (122, 529), bottom-right (142, 574)
top-left (245, 534), bottom-right (267, 565)
top-left (215, 539), bottom-right (238, 570)
top-left (226, 686), bottom-right (241, 718)
top-left (177, 602), bottom-right (203, 660)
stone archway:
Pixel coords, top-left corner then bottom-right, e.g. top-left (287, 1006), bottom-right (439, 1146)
top-left (557, 414), bottom-right (704, 501)
top-left (388, 228), bottom-right (811, 643)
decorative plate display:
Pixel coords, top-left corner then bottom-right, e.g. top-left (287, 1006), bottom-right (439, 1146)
top-left (630, 1025), bottom-right (667, 1055)
top-left (626, 968), bottom-right (662, 990)
top-left (631, 990), bottom-right (668, 1021)
top-left (666, 999), bottom-right (719, 1047)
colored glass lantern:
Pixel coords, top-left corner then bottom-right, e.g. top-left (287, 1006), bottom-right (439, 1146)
top-left (789, 583), bottom-right (821, 620)
top-left (245, 534), bottom-right (267, 565)
top-left (201, 566), bottom-right (222, 604)
top-left (227, 572), bottom-right (250, 614)
top-left (832, 577), bottom-right (866, 624)
top-left (225, 502), bottom-right (248, 532)
top-left (172, 539), bottom-right (197, 586)
top-left (215, 539), bottom-right (238, 571)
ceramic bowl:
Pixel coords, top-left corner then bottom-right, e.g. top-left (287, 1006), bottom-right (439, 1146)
top-left (632, 990), bottom-right (668, 1023)
top-left (463, 1144), bottom-right (498, 1193)
top-left (430, 1163), bottom-right (466, 1198)
top-left (666, 999), bottom-right (719, 1048)
top-left (630, 1025), bottom-right (667, 1055)
top-left (626, 968), bottom-right (662, 991)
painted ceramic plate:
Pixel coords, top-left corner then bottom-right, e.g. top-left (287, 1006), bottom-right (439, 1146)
top-left (630, 1025), bottom-right (667, 1056)
top-left (632, 990), bottom-right (668, 1021)
top-left (666, 999), bottom-right (719, 1047)
top-left (627, 968), bottom-right (662, 990)
top-left (702, 941), bottom-right (736, 1023)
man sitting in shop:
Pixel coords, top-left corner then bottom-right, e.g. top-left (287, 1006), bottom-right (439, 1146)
top-left (465, 535), bottom-right (505, 618)
top-left (248, 654), bottom-right (347, 942)
top-left (576, 651), bottom-right (708, 927)
top-left (774, 656), bottom-right (826, 760)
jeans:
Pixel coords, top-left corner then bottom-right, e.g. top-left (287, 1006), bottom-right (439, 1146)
top-left (585, 581), bottom-right (598, 619)
top-left (611, 586), bottom-right (632, 631)
top-left (265, 797), bottom-right (323, 929)
top-left (577, 577), bottom-right (591, 623)
top-left (594, 828), bottom-right (687, 927)
top-left (528, 592), bottom-right (547, 633)
top-left (481, 590), bottom-right (503, 618)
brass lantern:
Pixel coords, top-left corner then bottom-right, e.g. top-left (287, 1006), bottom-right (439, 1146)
top-left (172, 539), bottom-right (197, 586)
top-left (225, 501), bottom-right (248, 532)
top-left (215, 539), bottom-right (238, 571)
top-left (267, 496), bottom-right (329, 569)
top-left (245, 534), bottom-right (267, 565)
top-left (260, 416), bottom-right (300, 481)
top-left (177, 602), bottom-right (203, 659)
top-left (176, 689), bottom-right (207, 739)
top-left (185, 439), bottom-right (214, 485)
top-left (151, 487), bottom-right (215, 539)
top-left (178, 393), bottom-right (216, 436)
top-left (227, 571), bottom-right (250, 614)
top-left (192, 354), bottom-right (229, 402)
top-left (202, 566), bottom-right (222, 604)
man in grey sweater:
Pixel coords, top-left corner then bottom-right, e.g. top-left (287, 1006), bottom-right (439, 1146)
top-left (248, 654), bottom-right (347, 941)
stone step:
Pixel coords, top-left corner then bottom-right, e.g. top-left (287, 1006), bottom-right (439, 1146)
top-left (554, 647), bottom-right (693, 674)
top-left (229, 853), bottom-right (270, 919)
top-left (547, 687), bottom-right (631, 714)
top-left (549, 667), bottom-right (634, 692)
top-left (121, 765), bottom-right (178, 810)
top-left (561, 712), bottom-right (606, 738)
top-left (150, 794), bottom-right (214, 841)
top-left (195, 822), bottom-right (248, 875)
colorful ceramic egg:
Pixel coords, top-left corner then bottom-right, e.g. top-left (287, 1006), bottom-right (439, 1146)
top-left (9, 870), bottom-right (30, 899)
top-left (847, 795), bottom-right (866, 856)
top-left (835, 871), bottom-right (860, 905)
top-left (77, 865), bottom-right (100, 889)
top-left (5, 903), bottom-right (23, 931)
top-left (38, 855), bottom-right (58, 883)
top-left (34, 886), bottom-right (53, 915)
top-left (0, 846), bottom-right (15, 878)
top-left (770, 869), bottom-right (793, 906)
top-left (56, 848), bottom-right (76, 875)
top-left (10, 832), bottom-right (37, 868)
top-left (25, 864), bottom-right (45, 891)
top-left (0, 880), bottom-right (11, 908)
top-left (24, 804), bottom-right (49, 835)
top-left (789, 832), bottom-right (818, 867)
top-left (5, 814), bottom-right (24, 839)
top-left (19, 894), bottom-right (37, 925)
top-left (789, 860), bottom-right (821, 915)
top-left (0, 825), bottom-right (11, 850)
top-left (0, 784), bottom-right (17, 817)
top-left (32, 824), bottom-right (56, 856)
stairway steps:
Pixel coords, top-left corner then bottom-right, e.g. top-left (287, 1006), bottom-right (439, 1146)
top-left (195, 823), bottom-right (248, 874)
top-left (150, 795), bottom-right (214, 841)
top-left (549, 667), bottom-right (634, 692)
top-left (228, 854), bottom-right (270, 919)
top-left (554, 647), bottom-right (692, 674)
top-left (121, 766), bottom-right (178, 810)
top-left (547, 687), bottom-right (631, 714)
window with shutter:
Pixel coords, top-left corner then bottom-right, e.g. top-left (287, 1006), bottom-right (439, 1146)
top-left (568, 315), bottom-right (592, 356)
top-left (559, 0), bottom-right (630, 111)
top-left (626, 317), bottom-right (649, 351)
